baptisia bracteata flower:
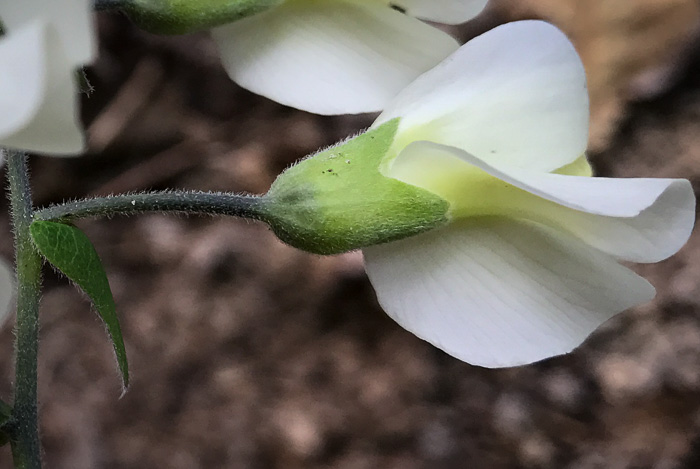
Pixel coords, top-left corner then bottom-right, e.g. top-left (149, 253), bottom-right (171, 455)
top-left (210, 0), bottom-right (489, 114)
top-left (0, 0), bottom-right (95, 323)
top-left (0, 0), bottom-right (95, 155)
top-left (105, 0), bottom-right (488, 113)
top-left (261, 21), bottom-right (695, 368)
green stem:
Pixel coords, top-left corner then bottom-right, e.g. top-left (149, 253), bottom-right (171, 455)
top-left (6, 151), bottom-right (42, 469)
top-left (34, 191), bottom-right (268, 222)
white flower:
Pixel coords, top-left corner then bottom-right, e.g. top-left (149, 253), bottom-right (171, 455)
top-left (362, 20), bottom-right (695, 368)
top-left (0, 0), bottom-right (95, 155)
top-left (211, 0), bottom-right (488, 115)
top-left (0, 0), bottom-right (96, 322)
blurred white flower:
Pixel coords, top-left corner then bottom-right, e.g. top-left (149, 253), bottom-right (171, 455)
top-left (362, 21), bottom-right (695, 368)
top-left (0, 0), bottom-right (96, 322)
top-left (0, 0), bottom-right (95, 155)
top-left (211, 0), bottom-right (489, 115)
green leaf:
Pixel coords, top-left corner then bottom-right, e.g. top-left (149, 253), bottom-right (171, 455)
top-left (30, 221), bottom-right (129, 391)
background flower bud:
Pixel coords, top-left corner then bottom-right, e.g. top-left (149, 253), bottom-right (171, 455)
top-left (112, 0), bottom-right (282, 34)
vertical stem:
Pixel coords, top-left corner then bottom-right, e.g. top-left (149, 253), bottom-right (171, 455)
top-left (6, 151), bottom-right (42, 468)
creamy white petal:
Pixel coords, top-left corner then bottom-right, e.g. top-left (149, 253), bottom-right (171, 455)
top-left (363, 218), bottom-right (654, 368)
top-left (392, 0), bottom-right (488, 24)
top-left (390, 141), bottom-right (695, 263)
top-left (374, 20), bottom-right (588, 171)
top-left (211, 1), bottom-right (458, 115)
top-left (0, 0), bottom-right (95, 65)
top-left (0, 22), bottom-right (45, 138)
top-left (0, 258), bottom-right (14, 326)
top-left (0, 21), bottom-right (85, 155)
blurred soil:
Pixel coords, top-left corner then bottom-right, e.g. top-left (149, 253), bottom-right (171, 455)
top-left (1, 1), bottom-right (700, 468)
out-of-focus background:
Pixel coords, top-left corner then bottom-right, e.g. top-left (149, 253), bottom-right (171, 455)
top-left (1, 0), bottom-right (700, 467)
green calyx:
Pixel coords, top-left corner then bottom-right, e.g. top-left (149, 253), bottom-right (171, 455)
top-left (112, 0), bottom-right (283, 34)
top-left (260, 119), bottom-right (450, 255)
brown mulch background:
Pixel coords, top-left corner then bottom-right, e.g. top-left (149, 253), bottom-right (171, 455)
top-left (2, 1), bottom-right (700, 467)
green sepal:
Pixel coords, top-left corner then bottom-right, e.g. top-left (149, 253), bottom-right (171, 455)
top-left (261, 118), bottom-right (450, 255)
top-left (29, 221), bottom-right (129, 391)
top-left (117, 0), bottom-right (282, 34)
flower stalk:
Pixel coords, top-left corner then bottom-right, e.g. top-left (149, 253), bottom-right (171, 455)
top-left (35, 191), bottom-right (267, 222)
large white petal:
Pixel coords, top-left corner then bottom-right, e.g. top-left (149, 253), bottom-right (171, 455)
top-left (392, 0), bottom-right (488, 25)
top-left (0, 258), bottom-right (14, 326)
top-left (374, 20), bottom-right (588, 171)
top-left (211, 1), bottom-right (458, 115)
top-left (0, 21), bottom-right (85, 155)
top-left (390, 141), bottom-right (695, 263)
top-left (0, 22), bottom-right (45, 139)
top-left (363, 218), bottom-right (654, 368)
top-left (0, 0), bottom-right (95, 66)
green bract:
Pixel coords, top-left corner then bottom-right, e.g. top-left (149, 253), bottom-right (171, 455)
top-left (119, 0), bottom-right (282, 34)
top-left (261, 118), bottom-right (450, 255)
top-left (30, 221), bottom-right (129, 391)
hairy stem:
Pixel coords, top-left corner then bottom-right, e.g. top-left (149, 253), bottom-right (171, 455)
top-left (34, 191), bottom-right (268, 223)
top-left (6, 151), bottom-right (42, 469)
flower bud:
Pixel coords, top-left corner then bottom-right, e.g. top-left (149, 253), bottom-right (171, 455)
top-left (261, 119), bottom-right (450, 255)
top-left (112, 0), bottom-right (282, 34)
